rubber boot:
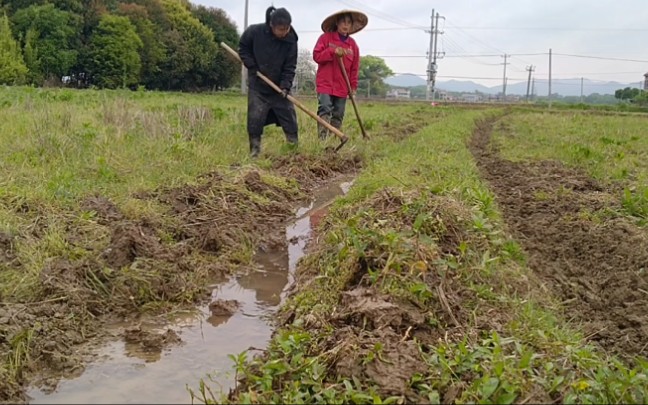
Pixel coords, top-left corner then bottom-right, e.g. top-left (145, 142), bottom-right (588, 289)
top-left (331, 117), bottom-right (343, 131)
top-left (285, 132), bottom-right (298, 146)
top-left (249, 136), bottom-right (261, 158)
top-left (318, 114), bottom-right (331, 140)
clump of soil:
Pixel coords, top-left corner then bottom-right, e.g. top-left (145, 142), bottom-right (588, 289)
top-left (469, 117), bottom-right (648, 358)
top-left (123, 326), bottom-right (182, 354)
top-left (209, 299), bottom-right (240, 316)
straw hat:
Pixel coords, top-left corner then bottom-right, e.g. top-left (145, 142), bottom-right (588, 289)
top-left (321, 9), bottom-right (368, 35)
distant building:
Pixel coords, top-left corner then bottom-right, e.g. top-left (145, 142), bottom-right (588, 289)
top-left (436, 90), bottom-right (449, 101)
top-left (386, 88), bottom-right (411, 99)
top-left (644, 72), bottom-right (648, 90)
top-left (460, 93), bottom-right (480, 103)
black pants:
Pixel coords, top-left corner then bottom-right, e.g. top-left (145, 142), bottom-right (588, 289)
top-left (247, 88), bottom-right (298, 142)
top-left (317, 93), bottom-right (347, 127)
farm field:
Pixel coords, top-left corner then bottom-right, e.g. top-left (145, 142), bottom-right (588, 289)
top-left (0, 87), bottom-right (647, 404)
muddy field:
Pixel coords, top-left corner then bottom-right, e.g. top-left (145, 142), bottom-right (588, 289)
top-left (0, 105), bottom-right (436, 403)
top-left (3, 104), bottom-right (647, 403)
top-left (470, 117), bottom-right (648, 359)
top-left (0, 154), bottom-right (362, 402)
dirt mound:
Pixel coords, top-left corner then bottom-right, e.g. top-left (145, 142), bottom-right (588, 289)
top-left (81, 195), bottom-right (124, 225)
top-left (273, 189), bottom-right (490, 402)
top-left (470, 118), bottom-right (648, 358)
top-left (271, 153), bottom-right (362, 190)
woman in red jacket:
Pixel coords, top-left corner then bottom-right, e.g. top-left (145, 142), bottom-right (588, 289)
top-left (313, 10), bottom-right (368, 140)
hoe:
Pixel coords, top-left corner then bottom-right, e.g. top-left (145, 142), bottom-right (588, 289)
top-left (220, 42), bottom-right (349, 152)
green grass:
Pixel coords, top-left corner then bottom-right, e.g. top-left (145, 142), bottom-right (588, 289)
top-left (205, 107), bottom-right (648, 404)
top-left (3, 86), bottom-right (647, 403)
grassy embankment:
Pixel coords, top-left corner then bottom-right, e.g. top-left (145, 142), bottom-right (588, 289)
top-left (208, 106), bottom-right (648, 404)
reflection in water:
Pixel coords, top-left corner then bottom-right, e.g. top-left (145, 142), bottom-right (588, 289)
top-left (123, 341), bottom-right (162, 363)
top-left (27, 175), bottom-right (355, 405)
top-left (206, 314), bottom-right (231, 328)
top-left (238, 251), bottom-right (289, 308)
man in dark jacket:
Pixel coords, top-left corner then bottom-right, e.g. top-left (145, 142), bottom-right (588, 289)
top-left (239, 6), bottom-right (298, 158)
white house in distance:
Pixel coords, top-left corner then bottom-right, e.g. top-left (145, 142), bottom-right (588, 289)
top-left (386, 88), bottom-right (411, 99)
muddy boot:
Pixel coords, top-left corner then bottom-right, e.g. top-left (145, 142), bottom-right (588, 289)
top-left (318, 114), bottom-right (331, 140)
top-left (331, 117), bottom-right (343, 132)
top-left (249, 136), bottom-right (261, 158)
top-left (285, 133), bottom-right (298, 148)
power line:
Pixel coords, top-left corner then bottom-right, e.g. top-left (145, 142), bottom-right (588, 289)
top-left (444, 20), bottom-right (505, 54)
top-left (442, 26), bottom-right (648, 32)
top-left (333, 0), bottom-right (426, 30)
top-left (553, 53), bottom-right (648, 63)
top-left (366, 52), bottom-right (648, 64)
top-left (391, 73), bottom-right (641, 85)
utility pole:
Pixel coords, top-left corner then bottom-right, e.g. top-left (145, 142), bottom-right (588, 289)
top-left (426, 9), bottom-right (435, 101)
top-left (431, 12), bottom-right (441, 101)
top-left (241, 0), bottom-right (249, 94)
top-left (426, 10), bottom-right (445, 101)
top-left (531, 78), bottom-right (536, 100)
top-left (525, 65), bottom-right (535, 102)
top-left (501, 54), bottom-right (510, 100)
top-left (548, 48), bottom-right (552, 108)
top-left (580, 77), bottom-right (584, 103)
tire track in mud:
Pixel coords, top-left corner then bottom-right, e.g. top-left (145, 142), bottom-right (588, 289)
top-left (469, 117), bottom-right (648, 359)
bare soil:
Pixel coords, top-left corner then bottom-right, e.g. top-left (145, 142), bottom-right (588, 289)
top-left (469, 117), bottom-right (648, 359)
top-left (1, 152), bottom-right (362, 403)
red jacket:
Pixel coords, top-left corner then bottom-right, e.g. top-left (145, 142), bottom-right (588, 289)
top-left (313, 32), bottom-right (359, 98)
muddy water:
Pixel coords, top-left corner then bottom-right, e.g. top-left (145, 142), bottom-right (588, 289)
top-left (27, 176), bottom-right (355, 404)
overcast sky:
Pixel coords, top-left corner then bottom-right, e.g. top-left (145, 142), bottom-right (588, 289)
top-left (195, 0), bottom-right (648, 89)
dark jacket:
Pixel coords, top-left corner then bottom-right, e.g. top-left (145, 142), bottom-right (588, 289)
top-left (239, 23), bottom-right (298, 95)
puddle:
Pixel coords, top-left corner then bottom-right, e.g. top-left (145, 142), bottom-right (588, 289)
top-left (26, 175), bottom-right (355, 404)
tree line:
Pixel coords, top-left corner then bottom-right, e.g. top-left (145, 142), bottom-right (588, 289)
top-left (615, 87), bottom-right (648, 106)
top-left (0, 0), bottom-right (240, 91)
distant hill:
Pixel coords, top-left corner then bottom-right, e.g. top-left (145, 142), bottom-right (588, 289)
top-left (385, 74), bottom-right (642, 97)
top-left (385, 74), bottom-right (427, 88)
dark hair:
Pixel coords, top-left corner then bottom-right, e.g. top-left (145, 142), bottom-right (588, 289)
top-left (334, 13), bottom-right (353, 31)
top-left (265, 6), bottom-right (291, 26)
top-left (337, 13), bottom-right (354, 24)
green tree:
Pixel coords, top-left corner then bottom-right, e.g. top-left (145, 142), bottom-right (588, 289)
top-left (87, 14), bottom-right (142, 88)
top-left (0, 13), bottom-right (27, 84)
top-left (358, 55), bottom-right (393, 97)
top-left (11, 4), bottom-right (82, 84)
top-left (614, 87), bottom-right (640, 101)
top-left (155, 0), bottom-right (218, 90)
top-left (22, 27), bottom-right (41, 84)
top-left (634, 90), bottom-right (648, 106)
top-left (116, 2), bottom-right (166, 87)
top-left (190, 3), bottom-right (239, 90)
